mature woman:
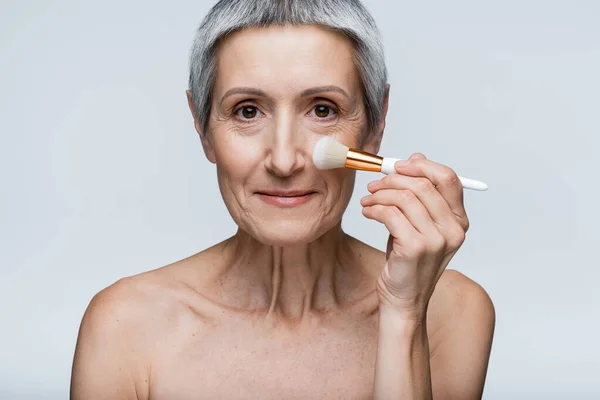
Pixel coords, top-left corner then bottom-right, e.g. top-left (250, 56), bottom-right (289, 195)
top-left (71, 0), bottom-right (495, 398)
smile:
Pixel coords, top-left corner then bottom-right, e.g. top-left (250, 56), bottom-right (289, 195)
top-left (256, 190), bottom-right (316, 207)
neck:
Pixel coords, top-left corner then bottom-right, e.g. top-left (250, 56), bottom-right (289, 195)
top-left (218, 223), bottom-right (372, 320)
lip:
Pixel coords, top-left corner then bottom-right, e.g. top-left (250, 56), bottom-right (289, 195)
top-left (256, 190), bottom-right (316, 207)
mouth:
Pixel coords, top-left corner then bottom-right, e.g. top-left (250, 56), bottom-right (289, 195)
top-left (256, 190), bottom-right (316, 207)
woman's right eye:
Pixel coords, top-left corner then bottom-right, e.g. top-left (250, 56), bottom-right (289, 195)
top-left (234, 105), bottom-right (263, 121)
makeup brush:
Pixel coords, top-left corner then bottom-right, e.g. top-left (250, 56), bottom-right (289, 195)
top-left (312, 137), bottom-right (488, 191)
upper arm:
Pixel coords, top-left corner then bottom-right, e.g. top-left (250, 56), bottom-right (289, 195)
top-left (429, 270), bottom-right (496, 400)
top-left (71, 278), bottom-right (149, 400)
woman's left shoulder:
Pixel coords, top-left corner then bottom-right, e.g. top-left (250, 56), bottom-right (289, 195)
top-left (432, 269), bottom-right (491, 307)
top-left (427, 269), bottom-right (495, 334)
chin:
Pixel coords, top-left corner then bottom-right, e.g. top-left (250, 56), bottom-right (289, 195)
top-left (250, 219), bottom-right (330, 247)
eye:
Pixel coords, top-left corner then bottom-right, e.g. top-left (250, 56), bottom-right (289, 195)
top-left (234, 105), bottom-right (263, 120)
top-left (309, 104), bottom-right (337, 119)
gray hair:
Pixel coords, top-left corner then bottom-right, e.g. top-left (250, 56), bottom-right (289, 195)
top-left (188, 0), bottom-right (387, 137)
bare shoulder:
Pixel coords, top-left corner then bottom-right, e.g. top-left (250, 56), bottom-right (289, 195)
top-left (430, 269), bottom-right (495, 322)
top-left (427, 269), bottom-right (496, 348)
top-left (74, 266), bottom-right (193, 367)
top-left (82, 272), bottom-right (173, 336)
top-left (424, 271), bottom-right (496, 398)
top-left (71, 272), bottom-right (170, 399)
top-left (340, 235), bottom-right (495, 330)
top-left (72, 244), bottom-right (226, 399)
top-left (83, 241), bottom-right (228, 330)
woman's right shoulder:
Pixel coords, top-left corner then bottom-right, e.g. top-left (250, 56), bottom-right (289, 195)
top-left (72, 251), bottom-right (219, 399)
top-left (82, 242), bottom-right (229, 331)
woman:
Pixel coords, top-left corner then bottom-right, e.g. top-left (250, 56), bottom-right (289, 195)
top-left (71, 0), bottom-right (495, 398)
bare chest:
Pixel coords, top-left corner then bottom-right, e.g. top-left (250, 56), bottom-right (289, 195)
top-left (149, 316), bottom-right (379, 400)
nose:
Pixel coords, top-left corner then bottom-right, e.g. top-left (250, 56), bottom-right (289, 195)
top-left (264, 114), bottom-right (306, 178)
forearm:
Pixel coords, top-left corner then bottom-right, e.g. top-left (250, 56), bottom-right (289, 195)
top-left (373, 307), bottom-right (432, 400)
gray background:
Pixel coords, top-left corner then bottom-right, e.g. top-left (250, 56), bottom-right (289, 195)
top-left (1, 0), bottom-right (598, 398)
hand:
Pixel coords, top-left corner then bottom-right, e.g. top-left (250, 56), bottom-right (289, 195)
top-left (360, 153), bottom-right (470, 320)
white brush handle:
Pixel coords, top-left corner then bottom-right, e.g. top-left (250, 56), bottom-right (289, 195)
top-left (381, 157), bottom-right (488, 191)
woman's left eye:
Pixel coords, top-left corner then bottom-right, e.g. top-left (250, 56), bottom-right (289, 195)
top-left (309, 105), bottom-right (337, 119)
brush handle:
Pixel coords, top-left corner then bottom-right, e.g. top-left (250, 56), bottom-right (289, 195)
top-left (381, 158), bottom-right (488, 191)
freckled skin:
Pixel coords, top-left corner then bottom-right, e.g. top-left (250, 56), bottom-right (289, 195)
top-left (70, 25), bottom-right (485, 400)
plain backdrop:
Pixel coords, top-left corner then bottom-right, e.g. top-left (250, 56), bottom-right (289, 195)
top-left (1, 0), bottom-right (599, 398)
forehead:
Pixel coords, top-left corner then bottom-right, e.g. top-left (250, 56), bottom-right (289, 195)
top-left (213, 25), bottom-right (360, 97)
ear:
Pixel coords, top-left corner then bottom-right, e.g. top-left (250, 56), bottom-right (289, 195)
top-left (186, 90), bottom-right (216, 164)
top-left (362, 83), bottom-right (390, 155)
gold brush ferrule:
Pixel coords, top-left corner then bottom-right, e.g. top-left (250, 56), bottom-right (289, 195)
top-left (345, 148), bottom-right (383, 172)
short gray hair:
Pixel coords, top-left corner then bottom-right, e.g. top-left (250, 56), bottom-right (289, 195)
top-left (188, 0), bottom-right (387, 136)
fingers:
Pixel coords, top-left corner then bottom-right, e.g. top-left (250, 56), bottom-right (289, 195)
top-left (362, 153), bottom-right (469, 250)
top-left (366, 174), bottom-right (463, 236)
top-left (380, 155), bottom-right (469, 232)
top-left (362, 204), bottom-right (424, 246)
top-left (361, 189), bottom-right (443, 241)
top-left (409, 153), bottom-right (427, 160)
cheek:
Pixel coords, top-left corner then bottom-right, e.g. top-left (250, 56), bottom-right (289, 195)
top-left (303, 120), bottom-right (366, 151)
top-left (323, 169), bottom-right (356, 212)
top-left (335, 115), bottom-right (368, 148)
top-left (213, 134), bottom-right (264, 180)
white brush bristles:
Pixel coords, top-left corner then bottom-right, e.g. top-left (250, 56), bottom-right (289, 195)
top-left (312, 137), bottom-right (349, 170)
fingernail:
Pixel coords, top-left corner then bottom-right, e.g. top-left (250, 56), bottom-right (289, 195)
top-left (395, 160), bottom-right (411, 167)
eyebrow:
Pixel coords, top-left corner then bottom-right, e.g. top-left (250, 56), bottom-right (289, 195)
top-left (220, 87), bottom-right (267, 106)
top-left (301, 85), bottom-right (350, 98)
top-left (219, 85), bottom-right (350, 106)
